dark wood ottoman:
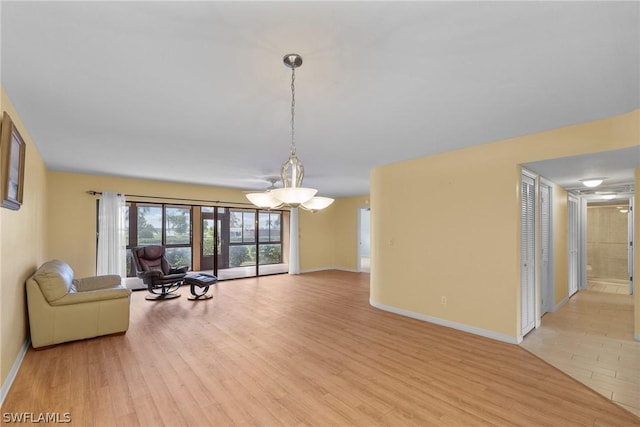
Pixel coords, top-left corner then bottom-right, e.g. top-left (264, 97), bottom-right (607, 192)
top-left (184, 273), bottom-right (217, 300)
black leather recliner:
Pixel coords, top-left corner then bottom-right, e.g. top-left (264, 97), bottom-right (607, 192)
top-left (131, 246), bottom-right (187, 300)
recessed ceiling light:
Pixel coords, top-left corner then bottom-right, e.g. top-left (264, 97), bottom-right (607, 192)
top-left (579, 178), bottom-right (605, 188)
top-left (620, 209), bottom-right (629, 213)
top-left (601, 194), bottom-right (616, 200)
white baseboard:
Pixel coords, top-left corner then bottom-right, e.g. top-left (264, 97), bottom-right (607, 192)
top-left (370, 299), bottom-right (519, 345)
top-left (1, 338), bottom-right (30, 406)
top-left (300, 266), bottom-right (359, 274)
top-left (552, 296), bottom-right (569, 312)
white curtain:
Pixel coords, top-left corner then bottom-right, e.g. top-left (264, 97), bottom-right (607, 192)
top-left (97, 192), bottom-right (126, 277)
top-left (289, 207), bottom-right (300, 274)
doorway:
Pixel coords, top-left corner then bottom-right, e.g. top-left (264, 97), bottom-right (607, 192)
top-left (585, 200), bottom-right (633, 295)
top-left (358, 207), bottom-right (371, 273)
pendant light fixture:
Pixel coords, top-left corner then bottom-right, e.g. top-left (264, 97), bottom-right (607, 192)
top-left (246, 54), bottom-right (334, 212)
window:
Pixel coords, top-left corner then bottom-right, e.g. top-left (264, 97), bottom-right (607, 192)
top-left (229, 210), bottom-right (256, 243)
top-left (113, 202), bottom-right (285, 278)
top-left (259, 212), bottom-right (281, 242)
top-left (228, 209), bottom-right (282, 267)
top-left (228, 209), bottom-right (256, 267)
top-left (125, 203), bottom-right (192, 276)
top-left (258, 211), bottom-right (282, 265)
top-left (137, 205), bottom-right (162, 245)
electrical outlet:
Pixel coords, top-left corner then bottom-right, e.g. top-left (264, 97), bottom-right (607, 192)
top-left (441, 296), bottom-right (447, 305)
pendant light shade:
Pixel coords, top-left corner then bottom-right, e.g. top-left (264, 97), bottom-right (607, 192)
top-left (301, 196), bottom-right (335, 212)
top-left (245, 192), bottom-right (281, 209)
top-left (246, 54), bottom-right (334, 211)
top-left (270, 187), bottom-right (317, 207)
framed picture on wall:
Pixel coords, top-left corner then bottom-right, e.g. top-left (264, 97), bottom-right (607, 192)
top-left (1, 111), bottom-right (26, 210)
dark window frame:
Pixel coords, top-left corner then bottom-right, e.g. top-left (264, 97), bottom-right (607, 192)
top-left (100, 200), bottom-right (284, 277)
top-left (125, 202), bottom-right (193, 276)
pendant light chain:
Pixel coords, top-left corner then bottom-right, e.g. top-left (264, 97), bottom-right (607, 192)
top-left (290, 67), bottom-right (296, 156)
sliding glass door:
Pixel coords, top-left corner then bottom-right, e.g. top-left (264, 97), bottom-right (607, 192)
top-left (216, 208), bottom-right (257, 279)
top-left (200, 207), bottom-right (215, 271)
top-left (257, 211), bottom-right (286, 275)
top-left (203, 208), bottom-right (287, 279)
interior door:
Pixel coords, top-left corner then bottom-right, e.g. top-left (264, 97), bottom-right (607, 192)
top-left (521, 172), bottom-right (536, 336)
top-left (200, 208), bottom-right (215, 271)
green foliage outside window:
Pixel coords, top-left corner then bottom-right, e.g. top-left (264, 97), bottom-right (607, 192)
top-left (165, 247), bottom-right (191, 269)
top-left (228, 244), bottom-right (282, 267)
top-left (259, 244), bottom-right (282, 264)
top-left (229, 245), bottom-right (255, 267)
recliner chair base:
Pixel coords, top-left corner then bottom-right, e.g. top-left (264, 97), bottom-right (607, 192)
top-left (145, 292), bottom-right (180, 301)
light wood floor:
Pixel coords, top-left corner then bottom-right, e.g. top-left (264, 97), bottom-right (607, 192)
top-left (4, 271), bottom-right (639, 426)
top-left (522, 290), bottom-right (640, 418)
top-left (124, 264), bottom-right (290, 290)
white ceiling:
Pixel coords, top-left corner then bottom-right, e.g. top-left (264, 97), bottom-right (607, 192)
top-left (1, 1), bottom-right (639, 198)
top-left (524, 146), bottom-right (638, 202)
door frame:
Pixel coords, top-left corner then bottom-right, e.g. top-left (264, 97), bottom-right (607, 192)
top-left (539, 178), bottom-right (555, 316)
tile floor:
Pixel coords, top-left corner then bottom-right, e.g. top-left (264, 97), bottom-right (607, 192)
top-left (521, 289), bottom-right (640, 417)
top-left (587, 277), bottom-right (632, 295)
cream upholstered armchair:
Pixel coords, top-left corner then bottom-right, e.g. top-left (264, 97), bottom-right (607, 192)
top-left (26, 260), bottom-right (131, 348)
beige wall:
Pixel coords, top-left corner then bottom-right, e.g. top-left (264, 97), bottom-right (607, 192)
top-left (587, 204), bottom-right (630, 280)
top-left (1, 88), bottom-right (48, 386)
top-left (371, 110), bottom-right (639, 340)
top-left (299, 195), bottom-right (369, 272)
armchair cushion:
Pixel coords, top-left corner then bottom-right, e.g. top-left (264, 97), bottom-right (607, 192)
top-left (73, 274), bottom-right (122, 292)
top-left (50, 287), bottom-right (131, 306)
top-left (32, 260), bottom-right (74, 302)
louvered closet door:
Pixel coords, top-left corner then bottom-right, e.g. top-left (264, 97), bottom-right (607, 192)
top-left (521, 173), bottom-right (536, 336)
top-left (540, 183), bottom-right (551, 314)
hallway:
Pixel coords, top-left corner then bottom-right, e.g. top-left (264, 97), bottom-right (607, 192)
top-left (521, 290), bottom-right (639, 417)
top-left (587, 277), bottom-right (631, 295)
